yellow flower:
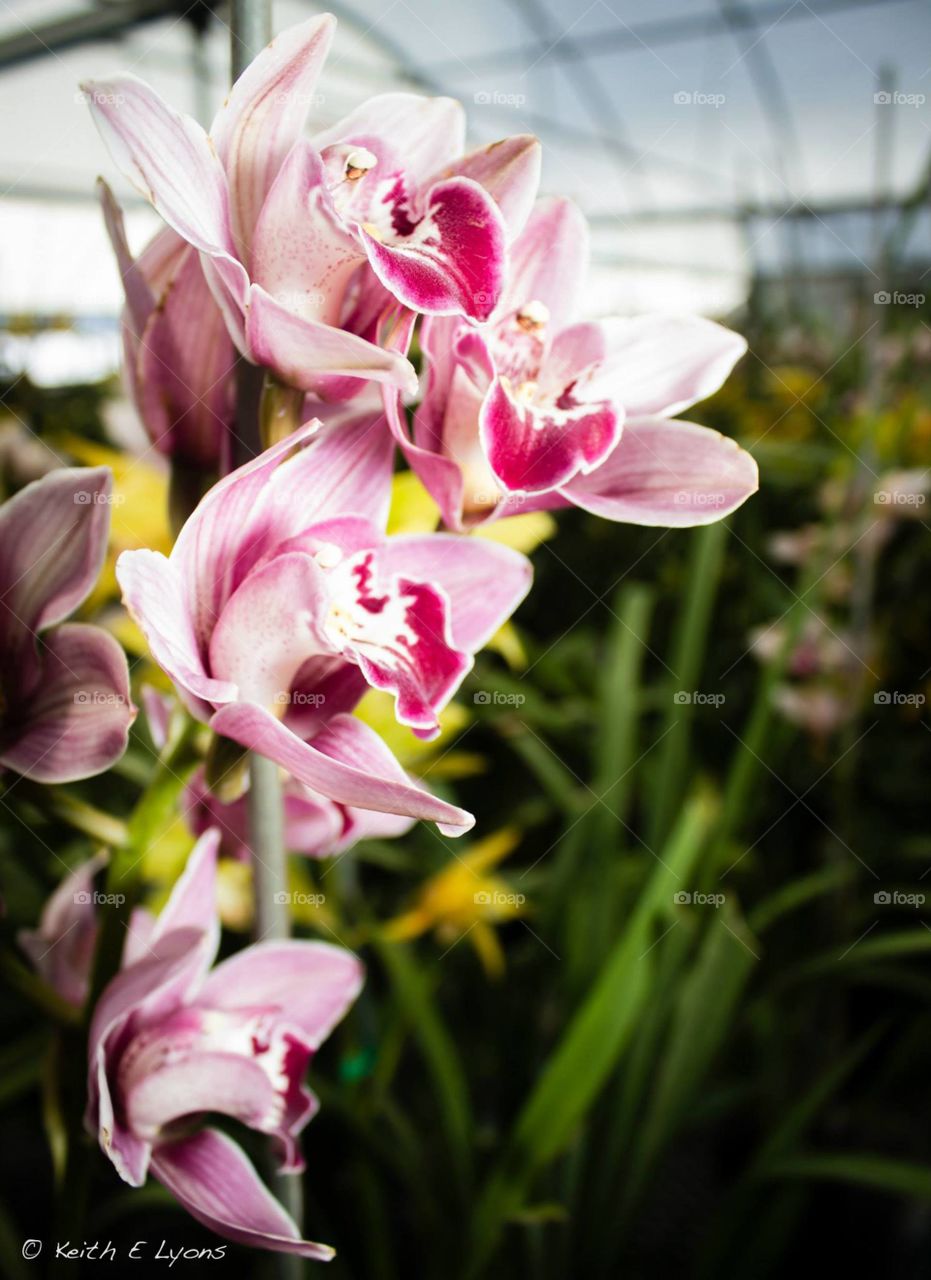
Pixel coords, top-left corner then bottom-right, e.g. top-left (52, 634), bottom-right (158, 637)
top-left (381, 827), bottom-right (526, 977)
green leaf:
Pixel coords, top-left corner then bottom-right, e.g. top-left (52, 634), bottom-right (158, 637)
top-left (373, 939), bottom-right (473, 1196)
top-left (768, 1153), bottom-right (931, 1201)
top-left (468, 792), bottom-right (716, 1274)
top-left (627, 900), bottom-right (758, 1202)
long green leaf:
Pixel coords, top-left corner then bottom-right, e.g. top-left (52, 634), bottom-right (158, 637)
top-left (467, 792), bottom-right (715, 1274)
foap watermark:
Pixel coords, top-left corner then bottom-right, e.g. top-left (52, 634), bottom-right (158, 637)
top-left (674, 690), bottom-right (725, 707)
top-left (674, 90), bottom-right (726, 108)
top-left (74, 890), bottom-right (125, 907)
top-left (673, 491), bottom-right (728, 508)
top-left (74, 87), bottom-right (125, 107)
top-left (274, 891), bottom-right (326, 907)
top-left (274, 691), bottom-right (326, 708)
top-left (874, 90), bottom-right (925, 107)
top-left (875, 489), bottom-right (926, 506)
top-left (474, 690), bottom-right (525, 707)
top-left (474, 889), bottom-right (525, 907)
top-left (873, 690), bottom-right (926, 707)
top-left (474, 89), bottom-right (526, 108)
top-left (274, 90), bottom-right (326, 109)
top-left (73, 490), bottom-right (124, 506)
top-left (674, 890), bottom-right (725, 908)
top-left (74, 691), bottom-right (127, 707)
top-left (874, 890), bottom-right (925, 907)
top-left (874, 290), bottom-right (925, 307)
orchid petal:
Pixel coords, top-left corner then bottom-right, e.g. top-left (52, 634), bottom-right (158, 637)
top-left (376, 534), bottom-right (532, 653)
top-left (480, 376), bottom-right (621, 494)
top-left (0, 624), bottom-right (134, 783)
top-left (313, 92), bottom-right (465, 184)
top-left (200, 939), bottom-right (363, 1048)
top-left (325, 548), bottom-right (470, 736)
top-left (18, 852), bottom-right (106, 1007)
top-left (250, 140), bottom-right (363, 326)
top-left (361, 177), bottom-right (507, 322)
top-left (151, 1128), bottom-right (334, 1260)
top-left (504, 196), bottom-right (589, 326)
top-left (0, 467), bottom-right (111, 641)
top-left (246, 284), bottom-right (418, 393)
top-left (210, 705), bottom-right (474, 835)
top-left (562, 416), bottom-right (759, 525)
top-left (87, 928), bottom-right (215, 1186)
top-left (211, 15), bottom-right (336, 262)
top-left (587, 314), bottom-right (748, 417)
top-left (116, 549), bottom-right (237, 719)
top-left (442, 134), bottom-right (541, 238)
top-left (209, 552), bottom-right (331, 708)
top-left (135, 245), bottom-right (236, 467)
top-left (82, 74), bottom-right (249, 308)
top-left (168, 421), bottom-right (320, 653)
top-left (152, 829), bottom-right (221, 948)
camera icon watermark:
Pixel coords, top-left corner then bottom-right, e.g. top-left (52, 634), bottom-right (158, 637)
top-left (874, 490), bottom-right (926, 506)
top-left (674, 690), bottom-right (725, 707)
top-left (873, 690), bottom-right (925, 707)
top-left (673, 890), bottom-right (725, 907)
top-left (473, 889), bottom-right (526, 907)
top-left (473, 89), bottom-right (526, 108)
top-left (274, 691), bottom-right (326, 708)
top-left (273, 891), bottom-right (326, 907)
top-left (73, 490), bottom-right (124, 505)
top-left (673, 90), bottom-right (726, 108)
top-left (874, 889), bottom-right (925, 907)
top-left (473, 690), bottom-right (525, 707)
top-left (874, 290), bottom-right (924, 307)
top-left (73, 890), bottom-right (125, 907)
top-left (874, 90), bottom-right (925, 107)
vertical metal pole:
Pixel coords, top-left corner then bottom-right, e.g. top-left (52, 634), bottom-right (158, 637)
top-left (227, 2), bottom-right (304, 1271)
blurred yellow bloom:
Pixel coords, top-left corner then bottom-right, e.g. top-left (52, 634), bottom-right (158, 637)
top-left (61, 436), bottom-right (172, 609)
top-left (387, 469), bottom-right (440, 535)
top-left (381, 827), bottom-right (526, 977)
top-left (354, 688), bottom-right (484, 779)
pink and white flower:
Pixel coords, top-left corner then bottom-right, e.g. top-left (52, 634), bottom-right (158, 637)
top-left (116, 416), bottom-right (531, 836)
top-left (83, 16), bottom-right (540, 398)
top-left (98, 183), bottom-right (236, 473)
top-left (0, 468), bottom-right (135, 782)
top-left (87, 831), bottom-right (362, 1259)
top-left (403, 197), bottom-right (758, 528)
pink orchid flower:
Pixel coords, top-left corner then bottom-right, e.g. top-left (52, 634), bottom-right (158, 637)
top-left (401, 197), bottom-right (758, 529)
top-left (185, 765), bottom-right (414, 861)
top-left (87, 830), bottom-right (362, 1259)
top-left (0, 468), bottom-right (135, 782)
top-left (18, 852), bottom-right (107, 1006)
top-left (82, 15), bottom-right (540, 397)
top-left (116, 415), bottom-right (531, 836)
top-left (98, 182), bottom-right (235, 472)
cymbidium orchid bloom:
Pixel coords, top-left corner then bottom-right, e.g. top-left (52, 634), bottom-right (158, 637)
top-left (87, 830), bottom-right (362, 1258)
top-left (185, 765), bottom-right (414, 861)
top-left (116, 416), bottom-right (531, 836)
top-left (98, 182), bottom-right (236, 474)
top-left (403, 197), bottom-right (758, 529)
top-left (0, 468), bottom-right (135, 782)
top-left (83, 15), bottom-right (540, 398)
top-left (19, 852), bottom-right (107, 1006)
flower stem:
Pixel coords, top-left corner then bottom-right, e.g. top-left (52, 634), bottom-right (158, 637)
top-left (248, 751), bottom-right (289, 941)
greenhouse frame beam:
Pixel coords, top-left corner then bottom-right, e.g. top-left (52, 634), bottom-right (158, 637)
top-left (0, 0), bottom-right (204, 71)
top-left (429, 0), bottom-right (895, 75)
